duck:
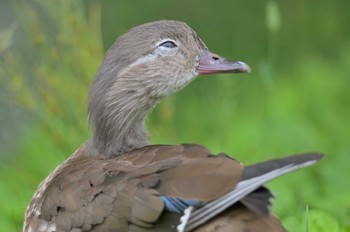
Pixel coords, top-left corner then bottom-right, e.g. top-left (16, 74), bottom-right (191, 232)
top-left (23, 20), bottom-right (323, 232)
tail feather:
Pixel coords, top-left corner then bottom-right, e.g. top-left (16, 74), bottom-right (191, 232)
top-left (180, 152), bottom-right (323, 231)
top-left (240, 186), bottom-right (274, 215)
top-left (242, 153), bottom-right (323, 180)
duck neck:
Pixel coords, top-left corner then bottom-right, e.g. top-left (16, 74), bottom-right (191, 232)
top-left (88, 80), bottom-right (160, 158)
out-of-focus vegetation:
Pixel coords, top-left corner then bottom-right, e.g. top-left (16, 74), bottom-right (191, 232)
top-left (0, 0), bottom-right (349, 231)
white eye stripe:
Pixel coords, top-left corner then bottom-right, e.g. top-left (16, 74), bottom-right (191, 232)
top-left (155, 38), bottom-right (179, 48)
top-left (159, 41), bottom-right (177, 48)
top-left (121, 38), bottom-right (179, 74)
top-left (122, 53), bottom-right (157, 72)
top-left (153, 38), bottom-right (179, 57)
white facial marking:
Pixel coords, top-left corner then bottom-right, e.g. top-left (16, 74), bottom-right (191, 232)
top-left (154, 38), bottom-right (179, 56)
top-left (126, 53), bottom-right (157, 70)
top-left (154, 38), bottom-right (178, 48)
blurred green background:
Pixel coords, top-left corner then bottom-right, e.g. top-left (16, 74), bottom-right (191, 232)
top-left (0, 0), bottom-right (349, 231)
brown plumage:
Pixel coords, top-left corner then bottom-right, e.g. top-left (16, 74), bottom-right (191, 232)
top-left (23, 20), bottom-right (322, 232)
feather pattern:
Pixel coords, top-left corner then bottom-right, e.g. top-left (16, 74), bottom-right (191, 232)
top-left (182, 153), bottom-right (323, 231)
top-left (161, 197), bottom-right (203, 214)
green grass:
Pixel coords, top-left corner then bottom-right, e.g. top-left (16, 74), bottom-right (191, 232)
top-left (1, 1), bottom-right (349, 231)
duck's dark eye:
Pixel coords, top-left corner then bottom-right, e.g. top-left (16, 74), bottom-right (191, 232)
top-left (159, 41), bottom-right (177, 48)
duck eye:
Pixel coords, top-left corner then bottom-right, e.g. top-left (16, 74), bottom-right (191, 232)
top-left (159, 41), bottom-right (177, 49)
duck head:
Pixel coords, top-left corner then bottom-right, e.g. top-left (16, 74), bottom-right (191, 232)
top-left (88, 20), bottom-right (250, 157)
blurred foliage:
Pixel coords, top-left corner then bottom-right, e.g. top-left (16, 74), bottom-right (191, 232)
top-left (0, 0), bottom-right (349, 231)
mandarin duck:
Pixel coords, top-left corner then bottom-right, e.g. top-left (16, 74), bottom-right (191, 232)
top-left (23, 20), bottom-right (323, 232)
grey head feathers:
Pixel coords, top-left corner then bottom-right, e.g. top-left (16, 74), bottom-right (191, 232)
top-left (88, 20), bottom-right (207, 157)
